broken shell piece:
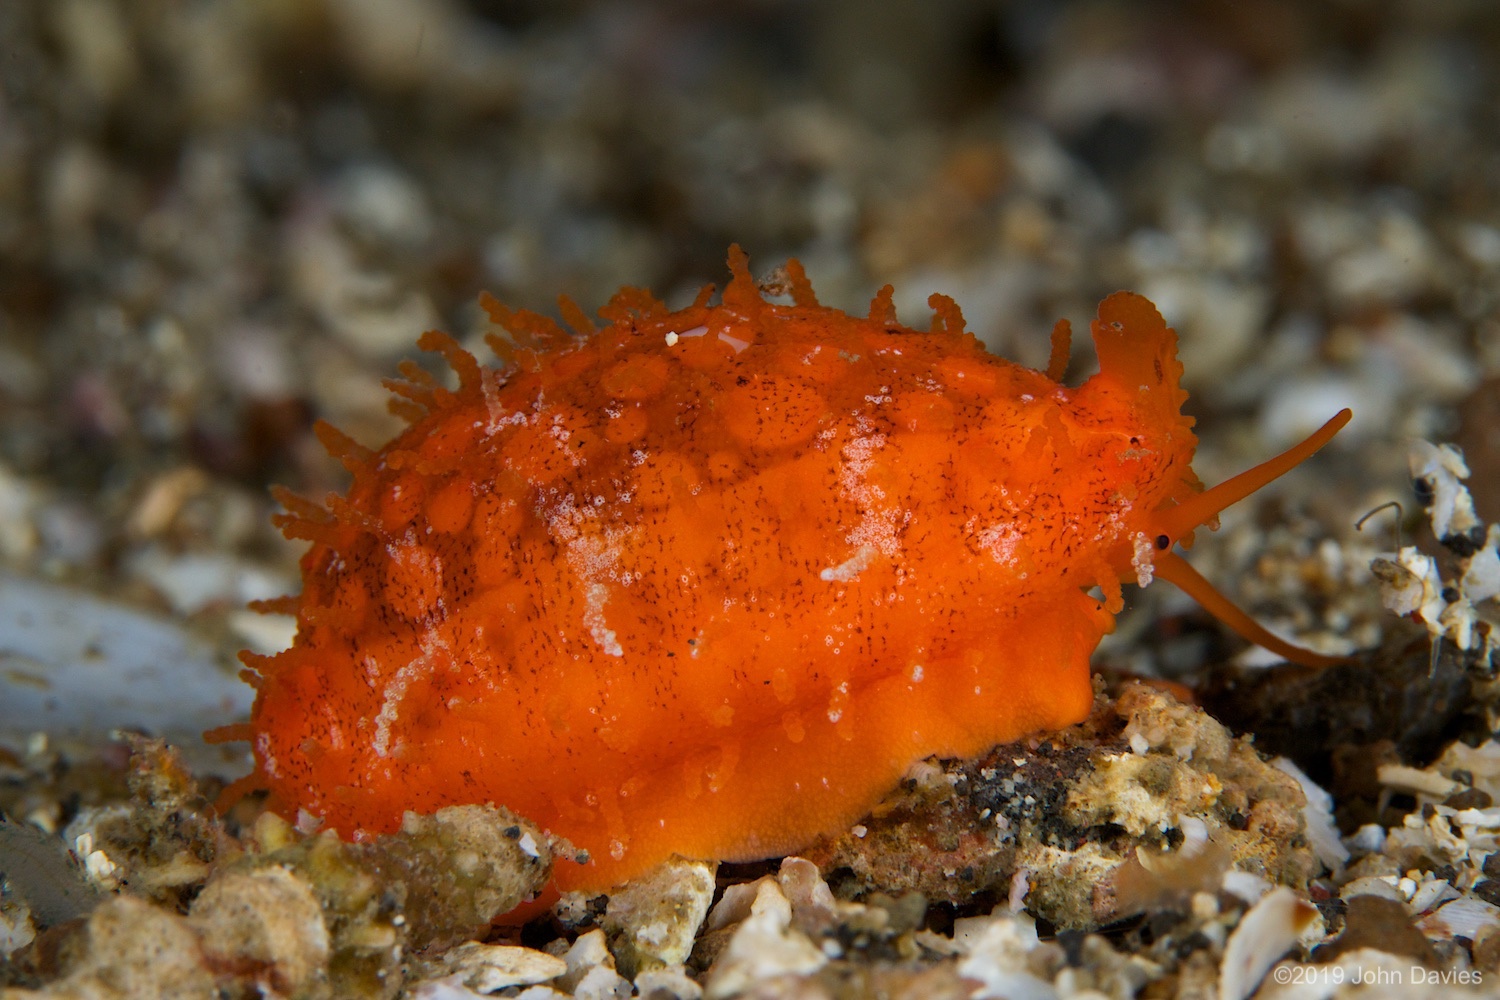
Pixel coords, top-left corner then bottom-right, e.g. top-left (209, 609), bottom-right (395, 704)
top-left (1374, 440), bottom-right (1499, 664)
top-left (1377, 763), bottom-right (1459, 800)
top-left (418, 942), bottom-right (567, 993)
top-left (0, 816), bottom-right (102, 928)
top-left (1219, 887), bottom-right (1318, 1000)
top-left (776, 857), bottom-right (847, 937)
top-left (1273, 758), bottom-right (1349, 874)
top-left (704, 878), bottom-right (826, 1000)
top-left (1221, 870), bottom-right (1273, 905)
top-left (1417, 895), bottom-right (1500, 942)
top-left (952, 911), bottom-right (1057, 1000)
top-left (1409, 440), bottom-right (1480, 543)
top-left (1339, 876), bottom-right (1407, 904)
top-left (1407, 877), bottom-right (1459, 915)
top-left (1464, 527), bottom-right (1500, 603)
top-left (1435, 741), bottom-right (1500, 802)
top-left (557, 928), bottom-right (633, 998)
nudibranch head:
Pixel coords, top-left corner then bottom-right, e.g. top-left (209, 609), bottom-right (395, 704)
top-left (216, 248), bottom-right (1350, 889)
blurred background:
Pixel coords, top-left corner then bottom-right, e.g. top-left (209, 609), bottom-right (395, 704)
top-left (1, 0), bottom-right (1498, 762)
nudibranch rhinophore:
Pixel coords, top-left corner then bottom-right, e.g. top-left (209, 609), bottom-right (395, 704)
top-left (213, 248), bottom-right (1352, 890)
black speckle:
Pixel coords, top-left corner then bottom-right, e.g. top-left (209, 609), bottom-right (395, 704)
top-left (1441, 525), bottom-right (1487, 558)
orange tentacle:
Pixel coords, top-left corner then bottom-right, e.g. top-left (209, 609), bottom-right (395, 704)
top-left (1154, 410), bottom-right (1352, 547)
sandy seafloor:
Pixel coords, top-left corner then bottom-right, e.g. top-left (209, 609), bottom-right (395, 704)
top-left (3, 1), bottom-right (1500, 997)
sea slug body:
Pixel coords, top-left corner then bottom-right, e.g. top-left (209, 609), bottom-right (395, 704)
top-left (221, 248), bottom-right (1351, 891)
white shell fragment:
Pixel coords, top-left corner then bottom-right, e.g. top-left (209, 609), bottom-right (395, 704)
top-left (953, 911), bottom-right (1057, 1000)
top-left (0, 572), bottom-right (252, 767)
top-left (1273, 757), bottom-right (1350, 873)
top-left (558, 929), bottom-right (632, 1000)
top-left (705, 877), bottom-right (827, 1000)
top-left (1418, 896), bottom-right (1500, 942)
top-left (419, 942), bottom-right (567, 993)
top-left (1376, 763), bottom-right (1458, 799)
top-left (1408, 441), bottom-right (1479, 543)
top-left (1369, 441), bottom-right (1500, 664)
top-left (1218, 887), bottom-right (1317, 1000)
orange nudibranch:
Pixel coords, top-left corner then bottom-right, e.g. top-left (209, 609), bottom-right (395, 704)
top-left (216, 248), bottom-right (1353, 890)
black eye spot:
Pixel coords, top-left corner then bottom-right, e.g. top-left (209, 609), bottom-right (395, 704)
top-left (1129, 436), bottom-right (1140, 445)
top-left (1155, 534), bottom-right (1170, 550)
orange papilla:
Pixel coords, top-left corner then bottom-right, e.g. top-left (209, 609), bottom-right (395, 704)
top-left (233, 247), bottom-right (1351, 891)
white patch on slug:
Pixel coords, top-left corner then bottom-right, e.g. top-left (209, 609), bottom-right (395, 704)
top-left (1132, 531), bottom-right (1155, 588)
top-left (974, 521), bottom-right (1022, 567)
top-left (255, 732), bottom-right (280, 779)
top-left (584, 582), bottom-right (624, 657)
top-left (545, 493), bottom-right (629, 657)
top-left (820, 545), bottom-right (877, 582)
top-left (824, 417), bottom-right (903, 581)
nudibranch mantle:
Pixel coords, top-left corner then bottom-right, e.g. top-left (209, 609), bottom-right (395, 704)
top-left (224, 247), bottom-right (1350, 891)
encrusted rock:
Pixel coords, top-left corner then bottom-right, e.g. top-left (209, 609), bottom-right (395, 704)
top-left (585, 855), bottom-right (717, 977)
top-left (12, 894), bottom-right (214, 998)
top-left (378, 804), bottom-right (554, 952)
top-left (60, 737), bottom-right (221, 908)
top-left (188, 865), bottom-right (330, 996)
top-left (805, 682), bottom-right (1318, 928)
